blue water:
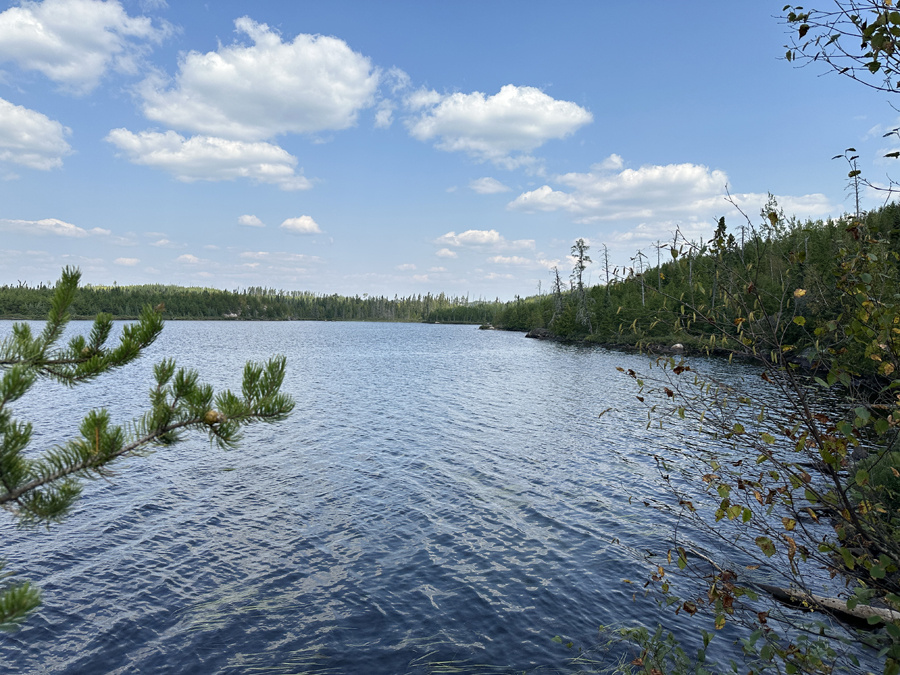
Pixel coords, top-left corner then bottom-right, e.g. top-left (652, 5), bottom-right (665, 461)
top-left (0, 322), bottom-right (777, 673)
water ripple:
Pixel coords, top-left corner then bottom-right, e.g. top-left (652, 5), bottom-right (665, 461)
top-left (2, 322), bottom-right (748, 673)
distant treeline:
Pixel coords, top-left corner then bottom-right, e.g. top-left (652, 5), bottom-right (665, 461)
top-left (0, 284), bottom-right (505, 324)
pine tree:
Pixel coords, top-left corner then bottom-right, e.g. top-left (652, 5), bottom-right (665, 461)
top-left (0, 268), bottom-right (294, 630)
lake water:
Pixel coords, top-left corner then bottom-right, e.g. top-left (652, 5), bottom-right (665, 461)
top-left (0, 321), bottom-right (785, 673)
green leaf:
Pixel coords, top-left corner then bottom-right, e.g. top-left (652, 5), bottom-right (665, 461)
top-left (755, 536), bottom-right (776, 557)
top-left (856, 469), bottom-right (870, 487)
top-left (793, 316), bottom-right (806, 326)
top-left (873, 565), bottom-right (887, 580)
top-left (840, 547), bottom-right (856, 570)
top-left (761, 432), bottom-right (776, 445)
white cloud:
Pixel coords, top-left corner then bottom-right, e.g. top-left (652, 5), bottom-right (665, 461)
top-left (240, 251), bottom-right (321, 263)
top-left (406, 84), bottom-right (592, 168)
top-left (374, 100), bottom-right (394, 129)
top-left (593, 153), bottom-right (623, 171)
top-left (384, 66), bottom-right (410, 94)
top-left (114, 257), bottom-right (139, 266)
top-left (0, 97), bottom-right (72, 170)
top-left (469, 177), bottom-right (510, 194)
top-left (0, 217), bottom-right (108, 237)
top-left (405, 88), bottom-right (442, 110)
top-left (487, 255), bottom-right (531, 265)
top-left (105, 128), bottom-right (312, 190)
top-left (487, 254), bottom-right (560, 270)
top-left (0, 0), bottom-right (170, 94)
top-left (411, 274), bottom-right (429, 283)
top-left (176, 253), bottom-right (201, 263)
top-left (238, 214), bottom-right (264, 227)
top-left (429, 266), bottom-right (446, 272)
top-left (508, 159), bottom-right (835, 225)
top-left (436, 248), bottom-right (457, 258)
top-left (280, 215), bottom-right (321, 234)
top-left (435, 229), bottom-right (534, 250)
top-left (139, 17), bottom-right (379, 140)
top-left (395, 263), bottom-right (416, 271)
top-left (150, 238), bottom-right (178, 247)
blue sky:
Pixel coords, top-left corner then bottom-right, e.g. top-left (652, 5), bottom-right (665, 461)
top-left (0, 1), bottom-right (895, 299)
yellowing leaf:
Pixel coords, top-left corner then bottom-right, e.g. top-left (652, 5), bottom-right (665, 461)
top-left (793, 288), bottom-right (807, 298)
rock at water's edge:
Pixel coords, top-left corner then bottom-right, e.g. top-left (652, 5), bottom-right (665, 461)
top-left (525, 327), bottom-right (553, 339)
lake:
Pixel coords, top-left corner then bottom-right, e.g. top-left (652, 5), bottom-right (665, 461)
top-left (0, 321), bottom-right (766, 673)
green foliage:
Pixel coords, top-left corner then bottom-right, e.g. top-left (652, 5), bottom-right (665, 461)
top-left (0, 267), bottom-right (294, 630)
top-left (784, 2), bottom-right (900, 98)
top-left (612, 200), bottom-right (900, 675)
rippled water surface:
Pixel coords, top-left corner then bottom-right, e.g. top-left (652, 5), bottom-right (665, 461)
top-left (2, 321), bottom-right (746, 674)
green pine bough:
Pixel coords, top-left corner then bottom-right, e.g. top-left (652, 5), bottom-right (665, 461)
top-left (0, 267), bottom-right (294, 630)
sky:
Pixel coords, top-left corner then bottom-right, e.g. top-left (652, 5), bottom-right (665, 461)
top-left (0, 0), bottom-right (897, 300)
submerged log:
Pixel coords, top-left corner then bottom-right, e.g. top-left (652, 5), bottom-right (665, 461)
top-left (756, 583), bottom-right (900, 626)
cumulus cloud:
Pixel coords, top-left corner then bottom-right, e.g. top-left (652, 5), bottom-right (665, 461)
top-left (469, 177), bottom-right (510, 194)
top-left (0, 217), bottom-right (108, 237)
top-left (436, 248), bottom-right (457, 258)
top-left (594, 153), bottom-right (624, 171)
top-left (0, 97), bottom-right (72, 170)
top-left (138, 17), bottom-right (379, 141)
top-left (114, 257), bottom-right (139, 265)
top-left (395, 263), bottom-right (416, 271)
top-left (280, 215), bottom-right (322, 234)
top-left (176, 253), bottom-right (201, 263)
top-left (508, 157), bottom-right (836, 225)
top-left (406, 84), bottom-right (592, 168)
top-left (105, 128), bottom-right (312, 190)
top-left (238, 214), bottom-right (264, 227)
top-left (0, 0), bottom-right (170, 94)
top-left (435, 228), bottom-right (534, 250)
